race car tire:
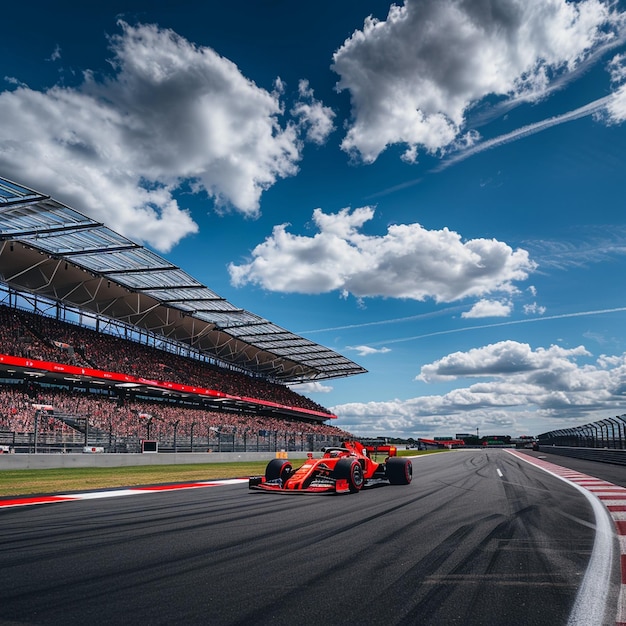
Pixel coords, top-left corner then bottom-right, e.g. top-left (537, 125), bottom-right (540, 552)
top-left (386, 457), bottom-right (412, 485)
top-left (333, 458), bottom-right (364, 493)
top-left (265, 459), bottom-right (293, 485)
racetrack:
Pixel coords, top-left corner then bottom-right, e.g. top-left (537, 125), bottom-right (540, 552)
top-left (0, 449), bottom-right (619, 626)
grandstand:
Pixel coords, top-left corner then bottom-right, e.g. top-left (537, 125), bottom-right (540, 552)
top-left (0, 176), bottom-right (367, 453)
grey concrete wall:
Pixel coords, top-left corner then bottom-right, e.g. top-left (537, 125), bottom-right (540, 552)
top-left (0, 451), bottom-right (310, 470)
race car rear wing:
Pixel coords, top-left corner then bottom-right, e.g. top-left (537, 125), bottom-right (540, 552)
top-left (365, 444), bottom-right (397, 456)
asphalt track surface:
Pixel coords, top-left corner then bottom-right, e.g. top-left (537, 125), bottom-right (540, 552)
top-left (0, 449), bottom-right (621, 626)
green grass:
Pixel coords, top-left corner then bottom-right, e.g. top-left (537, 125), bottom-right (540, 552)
top-left (0, 462), bottom-right (271, 497)
top-left (396, 449), bottom-right (447, 457)
top-left (0, 450), bottom-right (446, 497)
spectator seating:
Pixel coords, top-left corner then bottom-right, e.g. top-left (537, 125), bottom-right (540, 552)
top-left (0, 305), bottom-right (352, 445)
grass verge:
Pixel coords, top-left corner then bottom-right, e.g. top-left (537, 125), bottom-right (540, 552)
top-left (0, 463), bottom-right (270, 497)
top-left (0, 450), bottom-right (446, 497)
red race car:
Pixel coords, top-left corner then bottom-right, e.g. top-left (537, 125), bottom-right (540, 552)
top-left (248, 440), bottom-right (412, 494)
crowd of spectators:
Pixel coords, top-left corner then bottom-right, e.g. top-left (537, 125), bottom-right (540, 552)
top-left (0, 383), bottom-right (352, 442)
top-left (0, 304), bottom-right (354, 445)
top-left (0, 304), bottom-right (332, 415)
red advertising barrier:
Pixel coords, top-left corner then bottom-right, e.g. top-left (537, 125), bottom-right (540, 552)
top-left (0, 353), bottom-right (336, 419)
top-left (418, 438), bottom-right (465, 447)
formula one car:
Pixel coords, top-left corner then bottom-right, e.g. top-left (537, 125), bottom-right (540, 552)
top-left (248, 440), bottom-right (412, 494)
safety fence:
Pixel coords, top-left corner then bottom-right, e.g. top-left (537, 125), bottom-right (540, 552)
top-left (537, 414), bottom-right (626, 449)
top-left (0, 428), bottom-right (345, 454)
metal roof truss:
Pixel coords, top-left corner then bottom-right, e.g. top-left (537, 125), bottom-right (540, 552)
top-left (0, 176), bottom-right (366, 383)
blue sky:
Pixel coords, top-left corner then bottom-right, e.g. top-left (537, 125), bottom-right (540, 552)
top-left (2, 0), bottom-right (626, 439)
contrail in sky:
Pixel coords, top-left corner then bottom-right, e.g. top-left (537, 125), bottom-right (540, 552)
top-left (366, 93), bottom-right (615, 200)
top-left (302, 305), bottom-right (626, 345)
top-left (300, 305), bottom-right (466, 334)
top-left (366, 305), bottom-right (626, 347)
top-left (436, 94), bottom-right (613, 172)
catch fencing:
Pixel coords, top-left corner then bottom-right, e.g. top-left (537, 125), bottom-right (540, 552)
top-left (537, 413), bottom-right (626, 466)
top-left (538, 414), bottom-right (626, 449)
top-left (0, 427), bottom-right (345, 455)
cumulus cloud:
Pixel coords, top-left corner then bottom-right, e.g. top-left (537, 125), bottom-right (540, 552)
top-left (417, 341), bottom-right (591, 382)
top-left (332, 340), bottom-right (626, 437)
top-left (0, 21), bottom-right (323, 251)
top-left (229, 206), bottom-right (535, 301)
top-left (462, 299), bottom-right (512, 319)
top-left (332, 0), bottom-right (620, 163)
top-left (291, 79), bottom-right (336, 144)
top-left (523, 302), bottom-right (547, 315)
top-left (288, 381), bottom-right (333, 394)
top-left (348, 345), bottom-right (391, 356)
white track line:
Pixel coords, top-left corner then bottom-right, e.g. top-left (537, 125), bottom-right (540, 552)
top-left (506, 450), bottom-right (622, 626)
top-left (0, 478), bottom-right (248, 509)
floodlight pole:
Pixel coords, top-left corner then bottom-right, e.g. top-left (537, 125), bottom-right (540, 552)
top-left (33, 409), bottom-right (40, 454)
top-left (190, 422), bottom-right (196, 453)
top-left (172, 420), bottom-right (180, 453)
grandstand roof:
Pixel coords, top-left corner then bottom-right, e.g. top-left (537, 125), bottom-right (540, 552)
top-left (0, 176), bottom-right (367, 383)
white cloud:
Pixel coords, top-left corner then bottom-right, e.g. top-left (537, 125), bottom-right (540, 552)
top-left (417, 341), bottom-right (590, 382)
top-left (333, 340), bottom-right (626, 437)
top-left (603, 53), bottom-right (626, 122)
top-left (523, 302), bottom-right (547, 315)
top-left (462, 299), bottom-right (512, 319)
top-left (291, 80), bottom-right (336, 145)
top-left (348, 345), bottom-right (391, 356)
top-left (288, 381), bottom-right (333, 394)
top-left (0, 21), bottom-right (322, 252)
top-left (605, 83), bottom-right (626, 123)
top-left (229, 206), bottom-right (535, 301)
top-left (47, 45), bottom-right (62, 62)
top-left (332, 0), bottom-right (619, 163)
top-left (609, 52), bottom-right (626, 83)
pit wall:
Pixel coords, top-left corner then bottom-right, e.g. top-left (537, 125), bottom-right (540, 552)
top-left (0, 451), bottom-right (311, 470)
